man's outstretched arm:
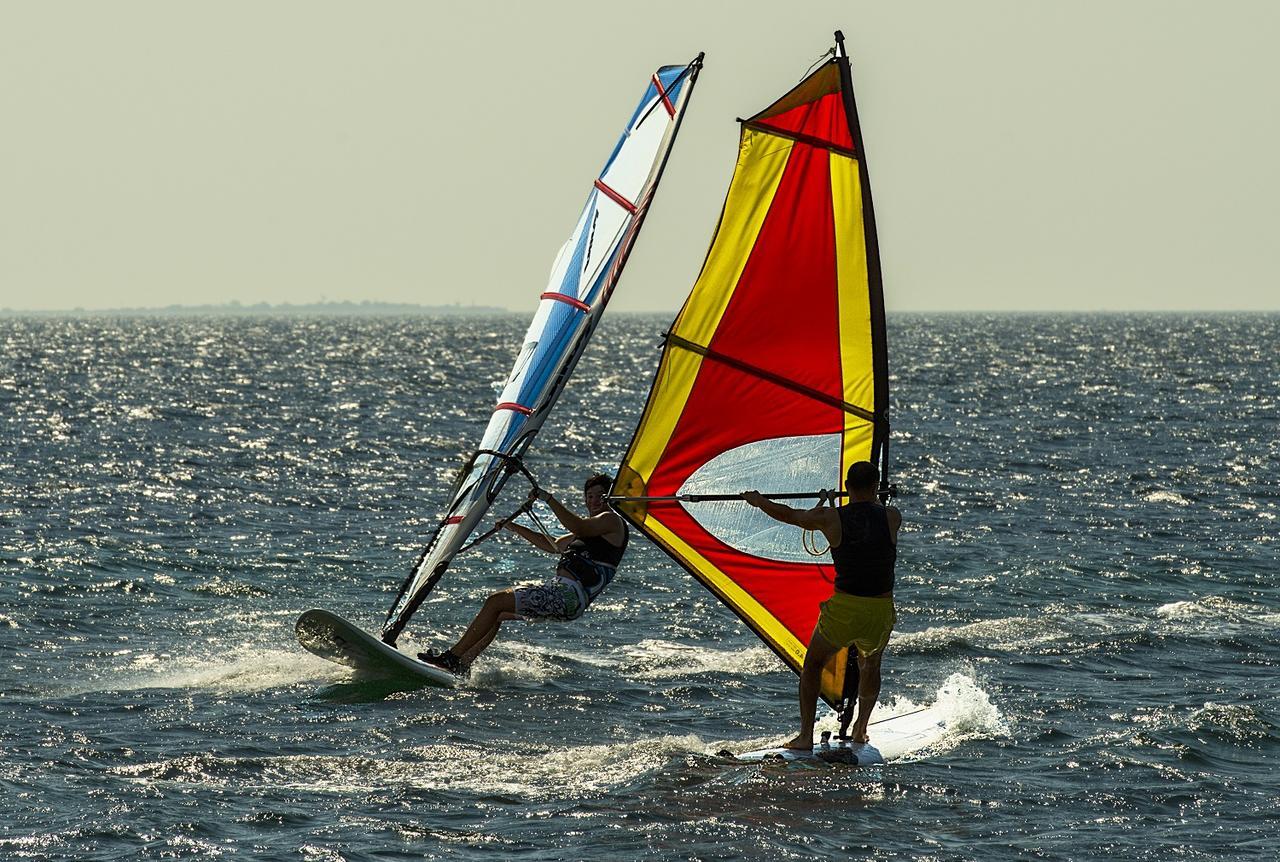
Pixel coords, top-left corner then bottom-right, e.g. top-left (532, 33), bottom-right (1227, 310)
top-left (742, 491), bottom-right (840, 545)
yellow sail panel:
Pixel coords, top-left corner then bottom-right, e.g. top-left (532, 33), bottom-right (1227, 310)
top-left (615, 129), bottom-right (793, 519)
top-left (831, 150), bottom-right (877, 477)
top-left (672, 130), bottom-right (794, 345)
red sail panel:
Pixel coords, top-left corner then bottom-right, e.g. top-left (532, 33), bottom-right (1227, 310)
top-left (644, 141), bottom-right (845, 651)
top-left (752, 91), bottom-right (854, 151)
top-left (750, 63), bottom-right (854, 152)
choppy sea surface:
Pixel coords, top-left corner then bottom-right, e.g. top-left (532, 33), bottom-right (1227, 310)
top-left (1, 313), bottom-right (1276, 861)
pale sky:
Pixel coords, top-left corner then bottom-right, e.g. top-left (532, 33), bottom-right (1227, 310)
top-left (2, 1), bottom-right (1277, 312)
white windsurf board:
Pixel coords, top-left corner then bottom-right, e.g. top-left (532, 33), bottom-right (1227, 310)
top-left (729, 703), bottom-right (948, 766)
top-left (295, 608), bottom-right (457, 687)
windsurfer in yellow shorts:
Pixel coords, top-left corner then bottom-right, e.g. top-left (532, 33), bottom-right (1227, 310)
top-left (742, 460), bottom-right (900, 748)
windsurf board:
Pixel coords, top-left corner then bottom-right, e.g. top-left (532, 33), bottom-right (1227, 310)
top-left (728, 703), bottom-right (948, 766)
top-left (295, 608), bottom-right (457, 688)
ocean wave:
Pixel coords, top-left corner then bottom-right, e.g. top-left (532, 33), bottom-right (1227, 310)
top-left (1189, 702), bottom-right (1275, 743)
top-left (466, 643), bottom-right (573, 689)
top-left (889, 602), bottom-right (1273, 658)
top-left (15, 576), bottom-right (157, 599)
top-left (932, 671), bottom-right (1010, 738)
top-left (1156, 595), bottom-right (1279, 628)
top-left (188, 576), bottom-right (273, 599)
top-left (73, 647), bottom-right (340, 695)
top-left (111, 734), bottom-right (709, 799)
top-left (0, 834), bottom-right (67, 855)
top-left (892, 615), bottom-right (1071, 655)
top-left (1083, 699), bottom-right (1275, 756)
top-left (618, 639), bottom-right (779, 679)
top-left (862, 671), bottom-right (1009, 754)
top-left (1142, 490), bottom-right (1191, 506)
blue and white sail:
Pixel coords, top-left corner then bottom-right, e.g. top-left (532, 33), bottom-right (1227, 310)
top-left (382, 56), bottom-right (704, 643)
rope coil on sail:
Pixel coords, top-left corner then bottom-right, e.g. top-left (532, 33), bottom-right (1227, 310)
top-left (801, 46), bottom-right (836, 81)
top-left (801, 488), bottom-right (837, 557)
top-left (801, 530), bottom-right (829, 557)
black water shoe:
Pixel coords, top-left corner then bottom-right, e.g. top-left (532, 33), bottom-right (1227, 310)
top-left (418, 648), bottom-right (465, 675)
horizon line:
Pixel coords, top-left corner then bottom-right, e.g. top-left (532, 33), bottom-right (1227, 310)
top-left (1, 302), bottom-right (1277, 317)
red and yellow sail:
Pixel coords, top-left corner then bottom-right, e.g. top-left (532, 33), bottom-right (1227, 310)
top-left (614, 38), bottom-right (889, 709)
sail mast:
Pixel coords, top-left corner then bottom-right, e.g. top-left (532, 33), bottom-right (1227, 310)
top-left (835, 31), bottom-right (892, 496)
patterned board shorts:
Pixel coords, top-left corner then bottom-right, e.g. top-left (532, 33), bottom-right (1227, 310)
top-left (513, 578), bottom-right (585, 622)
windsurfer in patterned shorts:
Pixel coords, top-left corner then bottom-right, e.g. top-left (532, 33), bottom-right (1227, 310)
top-left (419, 473), bottom-right (628, 675)
top-left (742, 460), bottom-right (901, 748)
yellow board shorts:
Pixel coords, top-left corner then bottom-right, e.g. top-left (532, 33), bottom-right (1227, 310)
top-left (815, 592), bottom-right (896, 657)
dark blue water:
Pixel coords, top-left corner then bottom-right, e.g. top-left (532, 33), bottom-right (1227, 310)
top-left (2, 314), bottom-right (1276, 860)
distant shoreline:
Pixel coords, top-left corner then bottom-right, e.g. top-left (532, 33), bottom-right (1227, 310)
top-left (0, 301), bottom-right (511, 317)
top-left (0, 304), bottom-right (1273, 318)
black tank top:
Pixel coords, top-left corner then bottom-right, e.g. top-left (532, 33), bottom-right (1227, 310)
top-left (560, 521), bottom-right (629, 602)
top-left (830, 501), bottom-right (896, 596)
top-left (565, 524), bottom-right (628, 568)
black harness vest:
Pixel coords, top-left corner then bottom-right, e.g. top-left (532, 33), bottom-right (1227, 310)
top-left (830, 501), bottom-right (896, 596)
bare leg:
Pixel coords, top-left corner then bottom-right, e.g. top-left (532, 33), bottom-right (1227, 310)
top-left (458, 611), bottom-right (520, 666)
top-left (848, 651), bottom-right (883, 743)
top-left (782, 628), bottom-right (842, 750)
top-left (449, 590), bottom-right (516, 662)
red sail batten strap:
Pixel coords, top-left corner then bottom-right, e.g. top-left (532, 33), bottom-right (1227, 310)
top-left (739, 119), bottom-right (858, 160)
top-left (495, 402), bottom-right (533, 415)
top-left (593, 179), bottom-right (638, 214)
top-left (540, 291), bottom-right (590, 312)
top-left (652, 74), bottom-right (676, 118)
top-left (664, 332), bottom-right (879, 423)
